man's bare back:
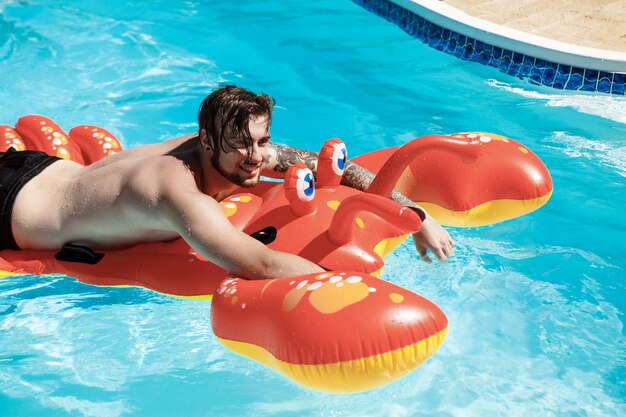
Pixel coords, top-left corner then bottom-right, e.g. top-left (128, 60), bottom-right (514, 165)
top-left (12, 134), bottom-right (200, 250)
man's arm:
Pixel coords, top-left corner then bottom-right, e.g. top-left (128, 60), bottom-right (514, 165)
top-left (162, 183), bottom-right (325, 280)
top-left (263, 143), bottom-right (319, 178)
top-left (264, 143), bottom-right (454, 262)
top-left (265, 143), bottom-right (414, 204)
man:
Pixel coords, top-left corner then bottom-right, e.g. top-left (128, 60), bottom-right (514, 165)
top-left (1, 86), bottom-right (453, 280)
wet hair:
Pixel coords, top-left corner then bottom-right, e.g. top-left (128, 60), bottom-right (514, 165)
top-left (198, 85), bottom-right (275, 158)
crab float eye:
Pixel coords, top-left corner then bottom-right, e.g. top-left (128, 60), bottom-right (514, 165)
top-left (316, 138), bottom-right (347, 189)
top-left (297, 169), bottom-right (316, 201)
top-left (284, 163), bottom-right (317, 216)
top-left (331, 143), bottom-right (347, 176)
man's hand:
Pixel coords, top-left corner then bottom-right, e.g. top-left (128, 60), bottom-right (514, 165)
top-left (411, 216), bottom-right (454, 263)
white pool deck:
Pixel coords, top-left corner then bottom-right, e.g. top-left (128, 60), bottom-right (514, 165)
top-left (441, 0), bottom-right (626, 53)
top-left (398, 0), bottom-right (626, 73)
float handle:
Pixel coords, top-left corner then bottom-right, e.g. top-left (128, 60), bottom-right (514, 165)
top-left (327, 193), bottom-right (422, 246)
top-left (366, 135), bottom-right (482, 198)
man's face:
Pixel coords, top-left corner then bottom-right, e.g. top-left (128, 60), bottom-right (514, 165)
top-left (211, 115), bottom-right (269, 188)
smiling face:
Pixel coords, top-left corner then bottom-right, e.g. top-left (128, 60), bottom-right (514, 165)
top-left (198, 86), bottom-right (275, 190)
top-left (209, 115), bottom-right (270, 188)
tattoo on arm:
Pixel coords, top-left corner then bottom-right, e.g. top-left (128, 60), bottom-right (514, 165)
top-left (390, 189), bottom-right (417, 208)
top-left (267, 145), bottom-right (420, 212)
top-left (267, 143), bottom-right (318, 173)
top-left (341, 162), bottom-right (374, 192)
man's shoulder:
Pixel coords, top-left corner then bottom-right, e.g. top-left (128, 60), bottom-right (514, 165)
top-left (127, 153), bottom-right (197, 196)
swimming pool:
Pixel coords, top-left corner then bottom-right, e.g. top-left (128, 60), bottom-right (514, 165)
top-left (1, 1), bottom-right (625, 416)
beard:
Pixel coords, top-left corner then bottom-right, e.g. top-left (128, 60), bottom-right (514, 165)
top-left (211, 149), bottom-right (260, 188)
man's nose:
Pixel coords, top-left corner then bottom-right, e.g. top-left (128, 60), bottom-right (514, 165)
top-left (249, 144), bottom-right (265, 163)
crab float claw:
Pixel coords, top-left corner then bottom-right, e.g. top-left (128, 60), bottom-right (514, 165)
top-left (211, 271), bottom-right (447, 393)
top-left (353, 133), bottom-right (553, 227)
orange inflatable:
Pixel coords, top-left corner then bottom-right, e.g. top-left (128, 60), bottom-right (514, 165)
top-left (0, 115), bottom-right (553, 393)
top-left (212, 272), bottom-right (446, 393)
top-left (353, 133), bottom-right (553, 227)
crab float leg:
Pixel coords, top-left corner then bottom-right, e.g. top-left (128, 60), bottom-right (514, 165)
top-left (7, 115), bottom-right (123, 165)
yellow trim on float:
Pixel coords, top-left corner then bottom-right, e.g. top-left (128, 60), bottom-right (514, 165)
top-left (85, 284), bottom-right (214, 301)
top-left (86, 284), bottom-right (214, 301)
top-left (373, 235), bottom-right (409, 260)
top-left (217, 327), bottom-right (447, 394)
top-left (419, 192), bottom-right (552, 228)
top-left (368, 234), bottom-right (410, 277)
top-left (0, 271), bottom-right (17, 279)
top-left (167, 293), bottom-right (213, 301)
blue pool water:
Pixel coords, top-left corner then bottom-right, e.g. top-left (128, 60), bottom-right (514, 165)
top-left (1, 1), bottom-right (625, 416)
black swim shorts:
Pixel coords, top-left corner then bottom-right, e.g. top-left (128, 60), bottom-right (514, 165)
top-left (0, 148), bottom-right (61, 250)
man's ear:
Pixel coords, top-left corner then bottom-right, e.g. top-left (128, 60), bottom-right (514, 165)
top-left (199, 129), bottom-right (212, 150)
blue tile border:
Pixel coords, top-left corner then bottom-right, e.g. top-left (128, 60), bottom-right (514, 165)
top-left (352, 0), bottom-right (626, 95)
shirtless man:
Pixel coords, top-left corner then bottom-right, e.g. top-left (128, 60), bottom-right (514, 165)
top-left (0, 85), bottom-right (454, 279)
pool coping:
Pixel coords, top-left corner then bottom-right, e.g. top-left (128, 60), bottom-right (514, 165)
top-left (353, 0), bottom-right (626, 95)
top-left (397, 0), bottom-right (626, 74)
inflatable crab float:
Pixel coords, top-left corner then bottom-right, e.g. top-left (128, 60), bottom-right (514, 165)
top-left (0, 115), bottom-right (552, 393)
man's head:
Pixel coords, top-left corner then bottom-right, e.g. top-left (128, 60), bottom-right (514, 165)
top-left (198, 85), bottom-right (275, 188)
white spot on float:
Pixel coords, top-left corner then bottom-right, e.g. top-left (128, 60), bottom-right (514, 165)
top-left (241, 303), bottom-right (246, 309)
top-left (289, 280), bottom-right (296, 286)
top-left (103, 143), bottom-right (112, 149)
top-left (329, 276), bottom-right (342, 284)
top-left (92, 133), bottom-right (99, 137)
top-left (223, 203), bottom-right (236, 209)
top-left (467, 133), bottom-right (478, 139)
top-left (104, 136), bottom-right (112, 142)
top-left (368, 287), bottom-right (377, 292)
top-left (53, 138), bottom-right (63, 146)
top-left (346, 276), bottom-right (362, 284)
top-left (231, 197), bottom-right (241, 202)
top-left (296, 280), bottom-right (309, 290)
top-left (53, 132), bottom-right (60, 137)
top-left (336, 282), bottom-right (344, 287)
top-left (339, 272), bottom-right (347, 276)
top-left (479, 135), bottom-right (492, 143)
top-left (307, 282), bottom-right (323, 291)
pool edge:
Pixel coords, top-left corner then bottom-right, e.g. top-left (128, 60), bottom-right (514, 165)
top-left (353, 0), bottom-right (626, 95)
